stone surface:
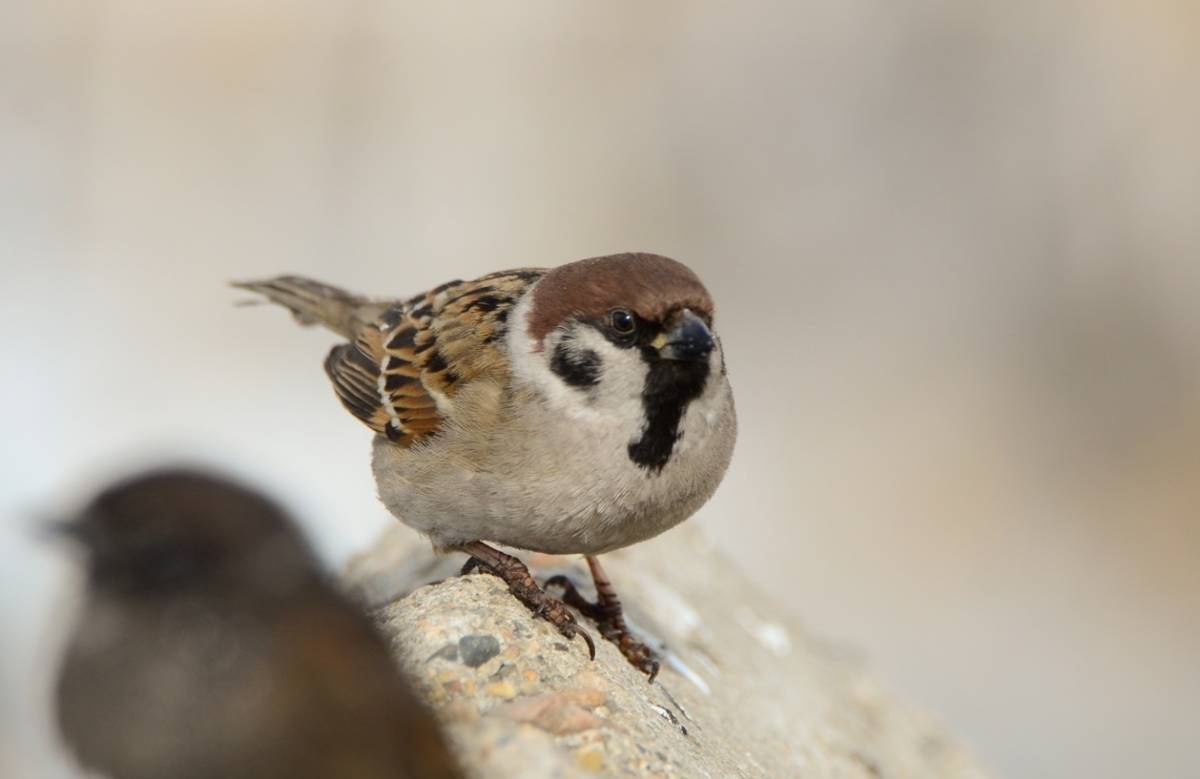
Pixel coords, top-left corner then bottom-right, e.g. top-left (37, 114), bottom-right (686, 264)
top-left (345, 525), bottom-right (992, 779)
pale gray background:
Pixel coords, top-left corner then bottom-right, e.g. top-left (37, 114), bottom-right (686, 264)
top-left (3, 3), bottom-right (1199, 778)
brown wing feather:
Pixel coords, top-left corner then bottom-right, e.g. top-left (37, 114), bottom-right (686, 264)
top-left (323, 269), bottom-right (545, 447)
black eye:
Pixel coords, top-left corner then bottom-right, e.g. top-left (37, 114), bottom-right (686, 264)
top-left (609, 309), bottom-right (636, 335)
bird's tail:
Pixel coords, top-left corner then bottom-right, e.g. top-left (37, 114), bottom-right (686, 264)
top-left (231, 276), bottom-right (388, 338)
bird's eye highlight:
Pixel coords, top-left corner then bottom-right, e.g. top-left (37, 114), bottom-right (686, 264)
top-left (609, 309), bottom-right (636, 335)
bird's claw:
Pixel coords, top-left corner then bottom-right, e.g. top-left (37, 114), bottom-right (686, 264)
top-left (460, 555), bottom-right (595, 660)
top-left (545, 573), bottom-right (659, 681)
top-left (542, 603), bottom-right (596, 660)
top-left (460, 556), bottom-right (486, 576)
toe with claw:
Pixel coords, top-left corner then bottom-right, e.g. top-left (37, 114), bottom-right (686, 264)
top-left (546, 560), bottom-right (660, 682)
top-left (458, 544), bottom-right (595, 660)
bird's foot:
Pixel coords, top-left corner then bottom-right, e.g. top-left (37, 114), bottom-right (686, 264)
top-left (545, 573), bottom-right (660, 682)
top-left (460, 549), bottom-right (595, 661)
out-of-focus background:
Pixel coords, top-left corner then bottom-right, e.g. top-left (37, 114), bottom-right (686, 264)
top-left (3, 2), bottom-right (1198, 777)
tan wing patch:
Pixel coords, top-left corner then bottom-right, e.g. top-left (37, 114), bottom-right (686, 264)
top-left (323, 269), bottom-right (545, 447)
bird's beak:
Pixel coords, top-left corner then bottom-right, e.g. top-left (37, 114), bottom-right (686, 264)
top-left (653, 309), bottom-right (715, 362)
top-left (34, 516), bottom-right (96, 548)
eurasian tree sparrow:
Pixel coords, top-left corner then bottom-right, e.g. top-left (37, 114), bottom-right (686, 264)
top-left (235, 252), bottom-right (736, 678)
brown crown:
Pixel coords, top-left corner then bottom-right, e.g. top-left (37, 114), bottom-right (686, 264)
top-left (526, 253), bottom-right (714, 348)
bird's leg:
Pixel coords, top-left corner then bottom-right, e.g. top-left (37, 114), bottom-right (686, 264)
top-left (546, 555), bottom-right (660, 681)
top-left (458, 541), bottom-right (595, 660)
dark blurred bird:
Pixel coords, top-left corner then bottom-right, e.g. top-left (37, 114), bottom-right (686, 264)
top-left (53, 469), bottom-right (462, 779)
top-left (235, 253), bottom-right (737, 679)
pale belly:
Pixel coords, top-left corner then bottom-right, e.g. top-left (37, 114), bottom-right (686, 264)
top-left (371, 381), bottom-right (736, 555)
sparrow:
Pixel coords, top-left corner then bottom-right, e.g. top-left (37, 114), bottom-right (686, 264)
top-left (235, 252), bottom-right (737, 678)
top-left (52, 469), bottom-right (462, 779)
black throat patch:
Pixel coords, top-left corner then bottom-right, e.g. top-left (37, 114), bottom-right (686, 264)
top-left (628, 358), bottom-right (710, 472)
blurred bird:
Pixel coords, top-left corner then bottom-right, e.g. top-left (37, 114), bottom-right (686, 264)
top-left (53, 469), bottom-right (462, 779)
top-left (235, 252), bottom-right (737, 678)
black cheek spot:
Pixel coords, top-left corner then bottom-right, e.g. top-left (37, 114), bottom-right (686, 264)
top-left (550, 341), bottom-right (601, 388)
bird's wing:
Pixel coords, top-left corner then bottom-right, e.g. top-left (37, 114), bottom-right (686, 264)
top-left (324, 269), bottom-right (546, 446)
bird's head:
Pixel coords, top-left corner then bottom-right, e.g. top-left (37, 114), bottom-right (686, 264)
top-left (514, 253), bottom-right (730, 471)
top-left (47, 470), bottom-right (318, 598)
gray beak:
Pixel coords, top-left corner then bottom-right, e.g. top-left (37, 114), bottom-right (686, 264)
top-left (35, 515), bottom-right (96, 548)
top-left (657, 309), bottom-right (715, 362)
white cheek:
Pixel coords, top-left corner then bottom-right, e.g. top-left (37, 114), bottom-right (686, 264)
top-left (702, 345), bottom-right (728, 423)
top-left (551, 327), bottom-right (649, 439)
top-left (569, 327), bottom-right (647, 404)
top-left (506, 294), bottom-right (640, 426)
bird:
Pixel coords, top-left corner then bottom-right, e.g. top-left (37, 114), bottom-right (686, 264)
top-left (52, 469), bottom-right (463, 779)
top-left (234, 252), bottom-right (737, 679)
